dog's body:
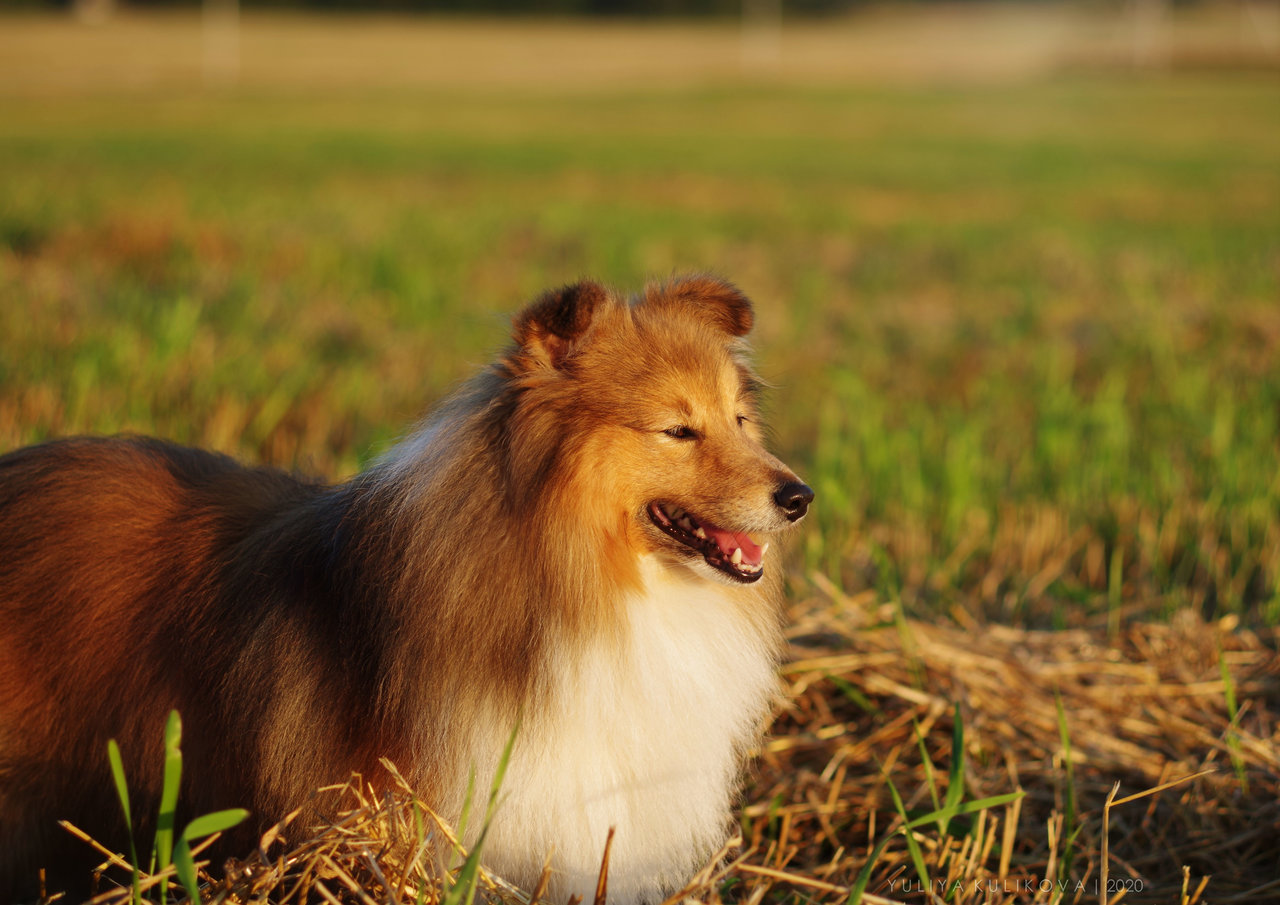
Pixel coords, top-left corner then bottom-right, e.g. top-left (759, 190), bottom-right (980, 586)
top-left (0, 277), bottom-right (811, 902)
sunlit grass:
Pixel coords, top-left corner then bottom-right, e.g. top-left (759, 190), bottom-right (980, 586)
top-left (7, 70), bottom-right (1275, 626)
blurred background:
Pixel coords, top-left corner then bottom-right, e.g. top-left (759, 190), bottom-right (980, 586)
top-left (1, 0), bottom-right (1277, 630)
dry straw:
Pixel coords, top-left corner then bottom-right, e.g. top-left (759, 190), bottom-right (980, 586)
top-left (68, 585), bottom-right (1277, 905)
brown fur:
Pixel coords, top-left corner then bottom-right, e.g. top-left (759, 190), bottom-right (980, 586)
top-left (0, 277), bottom-right (810, 901)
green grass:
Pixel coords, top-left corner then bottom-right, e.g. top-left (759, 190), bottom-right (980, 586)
top-left (104, 711), bottom-right (248, 903)
top-left (2, 60), bottom-right (1277, 627)
top-left (847, 707), bottom-right (1024, 904)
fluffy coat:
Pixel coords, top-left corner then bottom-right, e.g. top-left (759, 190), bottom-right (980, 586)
top-left (0, 276), bottom-right (812, 902)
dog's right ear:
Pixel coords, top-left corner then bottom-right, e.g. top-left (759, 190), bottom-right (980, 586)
top-left (512, 280), bottom-right (610, 370)
top-left (645, 275), bottom-right (754, 337)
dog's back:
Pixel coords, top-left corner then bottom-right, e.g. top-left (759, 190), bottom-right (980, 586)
top-left (0, 437), bottom-right (347, 896)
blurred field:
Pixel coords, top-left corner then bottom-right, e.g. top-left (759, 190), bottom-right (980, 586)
top-left (3, 7), bottom-right (1277, 630)
top-left (2, 5), bottom-right (1279, 903)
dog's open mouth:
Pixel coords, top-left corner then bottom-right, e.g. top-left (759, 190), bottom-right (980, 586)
top-left (647, 501), bottom-right (768, 583)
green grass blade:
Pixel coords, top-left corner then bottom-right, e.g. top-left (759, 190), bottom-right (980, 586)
top-left (1220, 647), bottom-right (1249, 793)
top-left (912, 719), bottom-right (943, 835)
top-left (913, 720), bottom-right (939, 804)
top-left (903, 790), bottom-right (1027, 832)
top-left (183, 808), bottom-right (250, 840)
top-left (153, 709), bottom-right (183, 893)
top-left (412, 802), bottom-right (429, 905)
top-left (887, 778), bottom-right (930, 893)
top-left (172, 838), bottom-right (202, 905)
top-left (107, 739), bottom-right (142, 905)
top-left (171, 809), bottom-right (249, 905)
top-left (452, 765), bottom-right (477, 869)
top-left (1221, 649), bottom-right (1240, 717)
top-left (1055, 692), bottom-right (1077, 877)
top-left (828, 672), bottom-right (879, 715)
top-left (444, 721), bottom-right (519, 905)
top-left (484, 719), bottom-right (519, 825)
top-left (846, 833), bottom-right (897, 905)
top-left (943, 703), bottom-right (966, 815)
top-left (849, 736), bottom-right (1024, 905)
top-left (107, 740), bottom-right (132, 828)
top-left (441, 830), bottom-right (488, 905)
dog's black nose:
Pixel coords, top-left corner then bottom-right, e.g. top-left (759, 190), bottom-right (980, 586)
top-left (773, 481), bottom-right (814, 522)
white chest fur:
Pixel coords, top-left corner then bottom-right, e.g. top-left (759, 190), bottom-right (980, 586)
top-left (474, 559), bottom-right (780, 904)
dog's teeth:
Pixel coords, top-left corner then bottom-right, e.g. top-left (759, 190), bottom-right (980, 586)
top-left (680, 517), bottom-right (694, 531)
top-left (694, 526), bottom-right (706, 540)
top-left (671, 507), bottom-right (684, 519)
top-left (761, 542), bottom-right (770, 556)
top-left (731, 547), bottom-right (743, 565)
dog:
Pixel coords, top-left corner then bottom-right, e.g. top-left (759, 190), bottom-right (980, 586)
top-left (0, 276), bottom-right (813, 903)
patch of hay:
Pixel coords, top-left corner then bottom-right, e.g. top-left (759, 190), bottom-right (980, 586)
top-left (754, 590), bottom-right (1278, 903)
top-left (73, 599), bottom-right (1277, 905)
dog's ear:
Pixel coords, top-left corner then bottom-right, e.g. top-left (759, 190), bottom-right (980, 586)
top-left (646, 275), bottom-right (754, 337)
top-left (513, 280), bottom-right (610, 369)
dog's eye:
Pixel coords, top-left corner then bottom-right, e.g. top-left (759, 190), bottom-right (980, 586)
top-left (663, 425), bottom-right (697, 441)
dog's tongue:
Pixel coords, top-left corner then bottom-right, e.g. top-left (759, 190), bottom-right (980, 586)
top-left (707, 526), bottom-right (764, 567)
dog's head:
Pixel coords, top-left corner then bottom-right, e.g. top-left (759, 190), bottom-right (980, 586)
top-left (507, 276), bottom-right (812, 585)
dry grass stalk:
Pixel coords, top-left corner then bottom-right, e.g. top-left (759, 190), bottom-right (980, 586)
top-left (62, 598), bottom-right (1276, 905)
top-left (758, 593), bottom-right (1278, 904)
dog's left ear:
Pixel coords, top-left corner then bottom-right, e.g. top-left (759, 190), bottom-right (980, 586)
top-left (646, 275), bottom-right (754, 337)
top-left (513, 280), bottom-right (610, 370)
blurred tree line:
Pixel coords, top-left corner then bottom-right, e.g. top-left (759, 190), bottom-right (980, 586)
top-left (39, 0), bottom-right (869, 15)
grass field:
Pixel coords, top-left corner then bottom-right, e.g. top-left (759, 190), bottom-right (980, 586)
top-left (1, 6), bottom-right (1278, 903)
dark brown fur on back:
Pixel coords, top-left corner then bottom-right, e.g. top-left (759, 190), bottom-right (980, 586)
top-left (0, 432), bottom-right (557, 897)
top-left (0, 438), bottom-right (404, 894)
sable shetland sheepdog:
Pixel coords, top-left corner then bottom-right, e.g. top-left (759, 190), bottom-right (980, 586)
top-left (0, 276), bottom-right (813, 903)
